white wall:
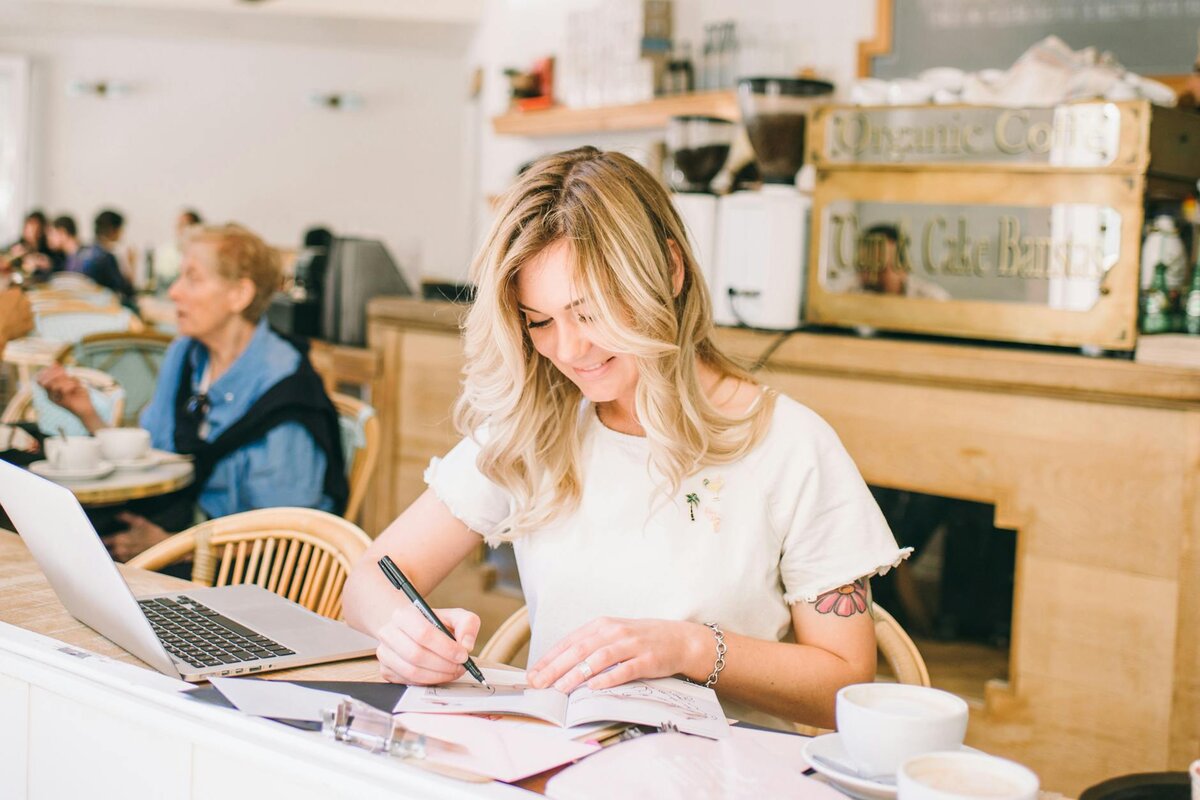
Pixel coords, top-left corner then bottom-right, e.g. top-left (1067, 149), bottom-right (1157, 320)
top-left (465, 0), bottom-right (878, 271)
top-left (0, 10), bottom-right (475, 281)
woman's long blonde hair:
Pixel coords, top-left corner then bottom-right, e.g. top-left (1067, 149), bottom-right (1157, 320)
top-left (457, 147), bottom-right (775, 539)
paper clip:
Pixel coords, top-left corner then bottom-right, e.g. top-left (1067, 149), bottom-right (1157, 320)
top-left (321, 698), bottom-right (426, 759)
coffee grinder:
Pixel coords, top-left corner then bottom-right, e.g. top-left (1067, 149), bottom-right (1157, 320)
top-left (713, 77), bottom-right (833, 329)
top-left (668, 115), bottom-right (735, 295)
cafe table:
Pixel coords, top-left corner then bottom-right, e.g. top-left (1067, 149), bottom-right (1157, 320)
top-left (39, 456), bottom-right (195, 507)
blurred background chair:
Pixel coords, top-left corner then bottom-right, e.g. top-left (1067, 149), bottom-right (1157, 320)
top-left (330, 391), bottom-right (379, 525)
top-left (33, 304), bottom-right (140, 342)
top-left (62, 330), bottom-right (173, 425)
top-left (127, 507), bottom-right (372, 621)
top-left (29, 288), bottom-right (119, 309)
top-left (2, 365), bottom-right (126, 437)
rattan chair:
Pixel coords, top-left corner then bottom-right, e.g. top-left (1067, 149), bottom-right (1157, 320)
top-left (62, 330), bottom-right (174, 425)
top-left (330, 392), bottom-right (380, 525)
top-left (127, 507), bottom-right (372, 620)
top-left (34, 304), bottom-right (140, 342)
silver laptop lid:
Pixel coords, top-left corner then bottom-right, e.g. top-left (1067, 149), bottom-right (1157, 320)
top-left (0, 461), bottom-right (181, 678)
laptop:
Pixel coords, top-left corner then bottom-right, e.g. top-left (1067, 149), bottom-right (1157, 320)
top-left (0, 460), bottom-right (378, 682)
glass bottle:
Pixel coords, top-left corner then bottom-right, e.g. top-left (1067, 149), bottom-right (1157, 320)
top-left (1140, 262), bottom-right (1172, 334)
top-left (1185, 255), bottom-right (1200, 335)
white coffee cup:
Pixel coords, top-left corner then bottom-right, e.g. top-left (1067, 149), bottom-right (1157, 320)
top-left (95, 427), bottom-right (151, 462)
top-left (836, 683), bottom-right (969, 777)
top-left (1189, 758), bottom-right (1199, 800)
top-left (44, 436), bottom-right (102, 471)
top-left (898, 751), bottom-right (1039, 800)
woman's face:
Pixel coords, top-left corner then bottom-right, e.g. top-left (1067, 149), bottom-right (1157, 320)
top-left (516, 240), bottom-right (638, 407)
top-left (168, 240), bottom-right (250, 340)
top-left (22, 218), bottom-right (43, 245)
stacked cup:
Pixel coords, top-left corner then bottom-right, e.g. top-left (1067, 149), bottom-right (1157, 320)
top-left (835, 683), bottom-right (1039, 799)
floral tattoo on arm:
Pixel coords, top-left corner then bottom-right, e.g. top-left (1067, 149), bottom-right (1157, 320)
top-left (814, 578), bottom-right (871, 617)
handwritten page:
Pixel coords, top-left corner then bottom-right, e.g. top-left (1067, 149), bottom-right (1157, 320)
top-left (395, 669), bottom-right (728, 740)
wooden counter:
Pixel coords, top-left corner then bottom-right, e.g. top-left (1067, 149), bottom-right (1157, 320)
top-left (366, 296), bottom-right (1200, 796)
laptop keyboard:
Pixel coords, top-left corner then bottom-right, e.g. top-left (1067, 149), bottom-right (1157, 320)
top-left (138, 596), bottom-right (296, 669)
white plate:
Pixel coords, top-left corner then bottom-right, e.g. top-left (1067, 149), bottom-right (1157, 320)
top-left (802, 733), bottom-right (981, 800)
top-left (109, 453), bottom-right (161, 471)
top-left (29, 459), bottom-right (114, 482)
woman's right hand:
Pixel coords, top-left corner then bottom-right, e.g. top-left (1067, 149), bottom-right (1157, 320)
top-left (36, 365), bottom-right (103, 431)
top-left (374, 603), bottom-right (481, 685)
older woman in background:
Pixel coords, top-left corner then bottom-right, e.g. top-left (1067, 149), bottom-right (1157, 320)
top-left (39, 223), bottom-right (347, 560)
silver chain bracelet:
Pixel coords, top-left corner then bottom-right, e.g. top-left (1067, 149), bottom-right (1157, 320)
top-left (702, 622), bottom-right (726, 688)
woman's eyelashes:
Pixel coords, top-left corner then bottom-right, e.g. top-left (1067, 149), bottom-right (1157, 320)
top-left (526, 316), bottom-right (551, 329)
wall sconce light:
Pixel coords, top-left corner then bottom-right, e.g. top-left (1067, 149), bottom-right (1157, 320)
top-left (68, 80), bottom-right (133, 98)
top-left (308, 91), bottom-right (364, 111)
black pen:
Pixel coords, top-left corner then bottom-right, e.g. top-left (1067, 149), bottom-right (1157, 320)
top-left (377, 555), bottom-right (490, 688)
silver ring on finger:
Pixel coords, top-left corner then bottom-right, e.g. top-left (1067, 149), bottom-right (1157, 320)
top-left (577, 658), bottom-right (594, 679)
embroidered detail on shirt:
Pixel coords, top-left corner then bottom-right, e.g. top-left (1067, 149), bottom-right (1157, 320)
top-left (684, 475), bottom-right (725, 531)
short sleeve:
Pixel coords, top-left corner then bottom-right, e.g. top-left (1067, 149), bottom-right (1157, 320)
top-left (424, 432), bottom-right (512, 544)
top-left (773, 406), bottom-right (912, 604)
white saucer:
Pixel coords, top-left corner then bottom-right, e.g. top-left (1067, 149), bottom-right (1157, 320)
top-left (802, 733), bottom-right (980, 800)
top-left (108, 453), bottom-right (161, 471)
top-left (29, 459), bottom-right (114, 482)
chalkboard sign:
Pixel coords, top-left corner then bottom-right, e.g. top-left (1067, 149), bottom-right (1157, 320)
top-left (872, 0), bottom-right (1200, 79)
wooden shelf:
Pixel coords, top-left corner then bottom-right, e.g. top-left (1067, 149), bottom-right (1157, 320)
top-left (491, 90), bottom-right (739, 137)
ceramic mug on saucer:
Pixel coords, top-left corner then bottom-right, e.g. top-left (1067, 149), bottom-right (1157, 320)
top-left (897, 751), bottom-right (1039, 800)
top-left (836, 683), bottom-right (969, 777)
top-left (95, 427), bottom-right (151, 462)
top-left (44, 436), bottom-right (102, 471)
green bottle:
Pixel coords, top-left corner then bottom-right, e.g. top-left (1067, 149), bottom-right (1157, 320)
top-left (1185, 258), bottom-right (1200, 335)
top-left (1141, 262), bottom-right (1172, 335)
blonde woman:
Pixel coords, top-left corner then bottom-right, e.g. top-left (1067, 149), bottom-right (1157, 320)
top-left (344, 147), bottom-right (909, 729)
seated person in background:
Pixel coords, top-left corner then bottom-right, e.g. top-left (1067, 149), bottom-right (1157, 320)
top-left (342, 148), bottom-right (909, 731)
top-left (152, 208), bottom-right (203, 290)
top-left (46, 215), bottom-right (80, 273)
top-left (72, 209), bottom-right (135, 304)
top-left (4, 210), bottom-right (58, 280)
top-left (38, 223), bottom-right (347, 561)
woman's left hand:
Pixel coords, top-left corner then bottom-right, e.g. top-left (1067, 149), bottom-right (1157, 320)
top-left (527, 617), bottom-right (710, 693)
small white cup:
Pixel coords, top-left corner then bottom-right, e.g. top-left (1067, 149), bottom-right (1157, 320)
top-left (95, 427), bottom-right (151, 462)
top-left (1189, 758), bottom-right (1199, 800)
top-left (898, 751), bottom-right (1039, 800)
top-left (836, 683), bottom-right (969, 777)
top-left (44, 436), bottom-right (102, 471)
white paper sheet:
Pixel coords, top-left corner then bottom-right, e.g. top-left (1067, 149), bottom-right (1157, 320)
top-left (209, 677), bottom-right (350, 722)
top-left (397, 712), bottom-right (599, 783)
top-left (545, 730), bottom-right (840, 800)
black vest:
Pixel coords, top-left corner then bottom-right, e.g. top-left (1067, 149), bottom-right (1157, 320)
top-left (172, 332), bottom-right (348, 516)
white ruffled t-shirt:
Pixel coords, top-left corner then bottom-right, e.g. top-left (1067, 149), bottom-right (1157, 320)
top-left (425, 392), bottom-right (911, 729)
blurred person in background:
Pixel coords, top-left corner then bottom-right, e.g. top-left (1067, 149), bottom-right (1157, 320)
top-left (4, 210), bottom-right (58, 280)
top-left (47, 215), bottom-right (80, 273)
top-left (74, 209), bottom-right (136, 304)
top-left (37, 223), bottom-right (347, 561)
top-left (152, 208), bottom-right (204, 290)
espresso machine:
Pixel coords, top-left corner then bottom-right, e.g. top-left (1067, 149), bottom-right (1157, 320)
top-left (668, 115), bottom-right (735, 293)
top-left (713, 77), bottom-right (833, 329)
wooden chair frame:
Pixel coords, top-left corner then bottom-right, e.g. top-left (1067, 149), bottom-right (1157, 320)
top-left (127, 507), bottom-right (372, 621)
top-left (330, 392), bottom-right (380, 525)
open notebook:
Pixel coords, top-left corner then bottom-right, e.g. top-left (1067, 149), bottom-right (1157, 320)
top-left (395, 668), bottom-right (729, 740)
